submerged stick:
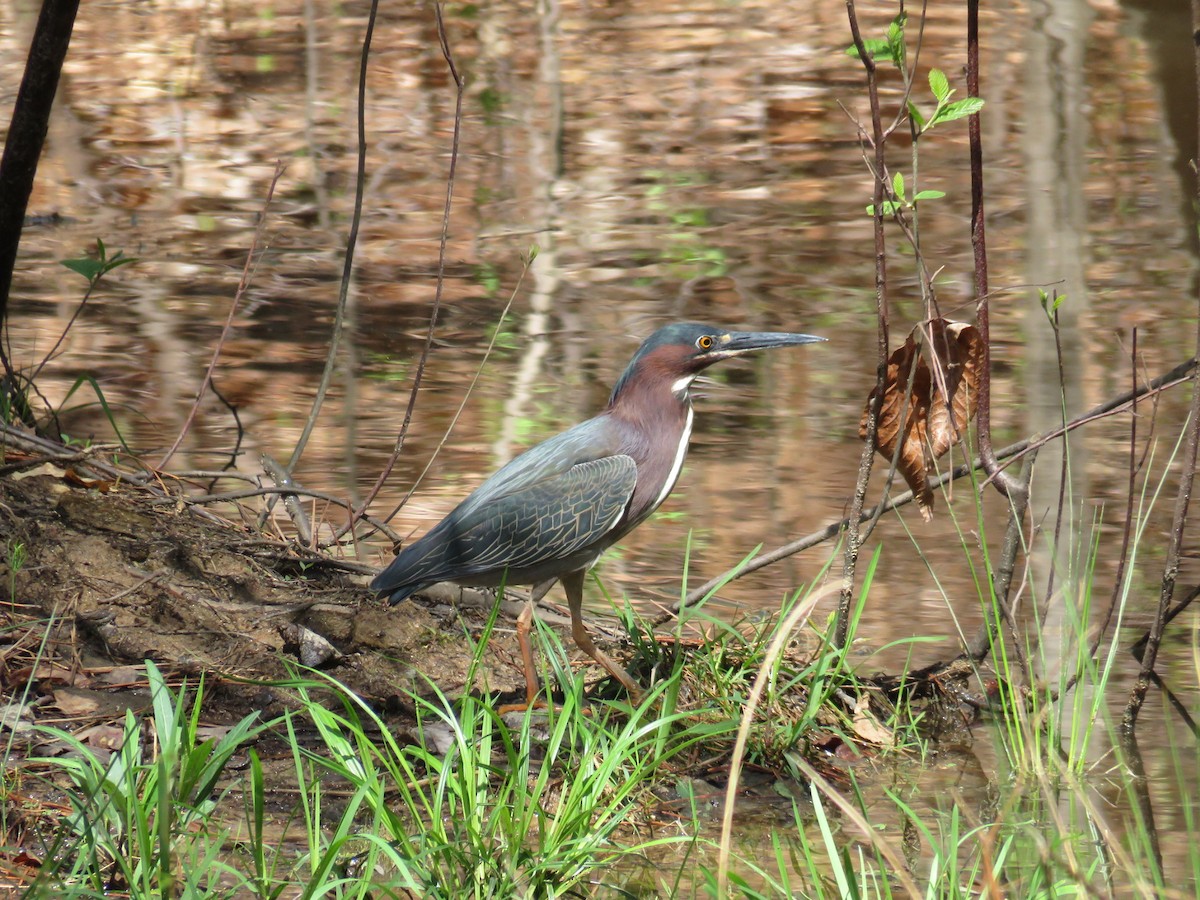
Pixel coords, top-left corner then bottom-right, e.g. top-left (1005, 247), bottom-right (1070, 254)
top-left (1123, 0), bottom-right (1200, 732)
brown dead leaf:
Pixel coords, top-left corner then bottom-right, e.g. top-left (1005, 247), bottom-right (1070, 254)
top-left (75, 722), bottom-right (126, 750)
top-left (11, 463), bottom-right (68, 481)
top-left (49, 687), bottom-right (104, 717)
top-left (850, 693), bottom-right (894, 747)
top-left (861, 331), bottom-right (932, 515)
top-left (51, 685), bottom-right (151, 720)
top-left (925, 320), bottom-right (984, 459)
top-left (859, 319), bottom-right (983, 520)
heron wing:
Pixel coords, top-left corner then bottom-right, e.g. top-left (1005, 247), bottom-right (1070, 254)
top-left (371, 416), bottom-right (638, 597)
top-left (371, 447), bottom-right (637, 597)
top-left (452, 418), bottom-right (623, 517)
top-left (447, 453), bottom-right (637, 573)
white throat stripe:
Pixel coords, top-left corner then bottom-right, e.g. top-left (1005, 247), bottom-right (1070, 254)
top-left (654, 404), bottom-right (694, 511)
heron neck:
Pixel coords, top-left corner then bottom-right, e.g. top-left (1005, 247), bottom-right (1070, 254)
top-left (607, 368), bottom-right (693, 426)
top-left (607, 372), bottom-right (695, 526)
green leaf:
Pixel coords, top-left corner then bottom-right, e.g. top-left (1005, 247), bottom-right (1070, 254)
top-left (1039, 289), bottom-right (1067, 320)
top-left (108, 254), bottom-right (136, 273)
top-left (845, 37), bottom-right (892, 60)
top-left (913, 190), bottom-right (946, 201)
top-left (61, 258), bottom-right (107, 281)
top-left (885, 12), bottom-right (908, 67)
top-left (61, 243), bottom-right (137, 284)
top-left (892, 172), bottom-right (905, 201)
top-left (928, 68), bottom-right (950, 103)
top-left (866, 200), bottom-right (901, 217)
top-left (907, 100), bottom-right (927, 131)
top-left (931, 97), bottom-right (985, 125)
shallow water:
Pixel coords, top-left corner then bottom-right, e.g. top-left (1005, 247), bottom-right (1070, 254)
top-left (4, 0), bottom-right (1199, 889)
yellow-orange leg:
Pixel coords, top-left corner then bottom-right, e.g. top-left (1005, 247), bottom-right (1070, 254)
top-left (561, 571), bottom-right (643, 701)
top-left (514, 599), bottom-right (540, 707)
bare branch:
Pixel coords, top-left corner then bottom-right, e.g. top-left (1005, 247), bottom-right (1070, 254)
top-left (351, 2), bottom-right (465, 530)
top-left (966, 0), bottom-right (1022, 500)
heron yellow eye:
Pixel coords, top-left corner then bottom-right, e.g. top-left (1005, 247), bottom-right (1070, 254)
top-left (697, 335), bottom-right (714, 350)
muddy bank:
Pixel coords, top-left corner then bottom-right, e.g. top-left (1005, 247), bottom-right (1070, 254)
top-left (0, 468), bottom-right (537, 727)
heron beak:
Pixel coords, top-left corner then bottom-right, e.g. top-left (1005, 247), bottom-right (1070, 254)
top-left (708, 330), bottom-right (827, 359)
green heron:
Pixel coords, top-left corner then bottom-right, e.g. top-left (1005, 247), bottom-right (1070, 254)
top-left (371, 321), bottom-right (824, 699)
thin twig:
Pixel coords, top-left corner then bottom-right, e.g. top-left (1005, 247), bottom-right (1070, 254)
top-left (1042, 303), bottom-right (1068, 612)
top-left (965, 453), bottom-right (1034, 664)
top-left (28, 272), bottom-right (104, 388)
top-left (1124, 0), bottom-right (1200, 729)
top-left (838, 0), bottom-right (890, 649)
top-left (261, 453), bottom-right (313, 546)
top-left (982, 366), bottom-right (1192, 485)
top-left (147, 484), bottom-right (402, 544)
top-left (1123, 7), bottom-right (1200, 728)
top-left (369, 257), bottom-right (534, 537)
top-left (158, 161), bottom-right (284, 469)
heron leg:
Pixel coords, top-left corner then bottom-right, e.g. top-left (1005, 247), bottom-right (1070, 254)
top-left (515, 600), bottom-right (539, 707)
top-left (561, 570), bottom-right (643, 700)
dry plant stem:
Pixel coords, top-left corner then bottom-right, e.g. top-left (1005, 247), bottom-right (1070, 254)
top-left (966, 0), bottom-right (1021, 501)
top-left (155, 485), bottom-right (401, 543)
top-left (24, 276), bottom-right (100, 441)
top-left (983, 358), bottom-right (1192, 483)
top-left (352, 2), bottom-right (464, 528)
top-left (669, 357), bottom-right (1196, 615)
top-left (261, 453), bottom-right (313, 546)
top-left (157, 161), bottom-right (284, 470)
top-left (715, 587), bottom-right (844, 898)
top-left (374, 260), bottom-right (533, 531)
top-left (336, 255), bottom-right (531, 547)
top-left (839, 0), bottom-right (890, 649)
top-left (784, 757), bottom-right (924, 900)
top-left (1124, 0), bottom-right (1200, 731)
top-left (285, 0), bottom-right (380, 474)
top-left (28, 279), bottom-right (101, 388)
